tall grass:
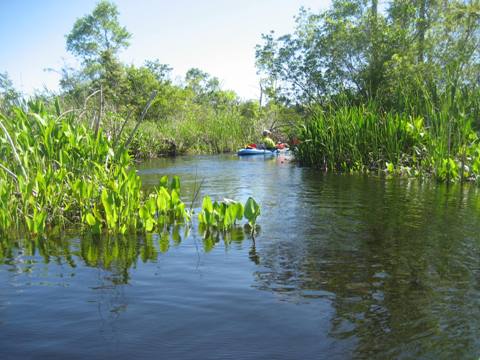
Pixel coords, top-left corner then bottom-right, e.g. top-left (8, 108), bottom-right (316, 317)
top-left (123, 106), bottom-right (261, 158)
top-left (295, 99), bottom-right (480, 183)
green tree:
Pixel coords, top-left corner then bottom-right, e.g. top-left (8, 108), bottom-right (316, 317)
top-left (184, 68), bottom-right (232, 108)
top-left (256, 2), bottom-right (377, 105)
top-left (144, 60), bottom-right (173, 83)
top-left (66, 0), bottom-right (131, 78)
top-left (256, 0), bottom-right (480, 116)
top-left (97, 49), bottom-right (126, 103)
top-left (64, 1), bottom-right (131, 109)
top-left (185, 68), bottom-right (220, 96)
top-left (0, 72), bottom-right (21, 114)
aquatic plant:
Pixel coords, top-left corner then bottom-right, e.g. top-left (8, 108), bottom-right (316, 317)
top-left (0, 103), bottom-right (260, 237)
top-left (197, 195), bottom-right (261, 243)
top-left (295, 102), bottom-right (480, 184)
top-left (198, 196), bottom-right (245, 231)
top-left (138, 176), bottom-right (189, 233)
top-left (244, 197), bottom-right (260, 228)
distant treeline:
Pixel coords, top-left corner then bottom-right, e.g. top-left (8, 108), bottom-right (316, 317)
top-left (2, 0), bottom-right (480, 181)
top-left (0, 1), bottom-right (301, 157)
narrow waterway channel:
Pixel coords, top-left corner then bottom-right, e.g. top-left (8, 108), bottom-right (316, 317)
top-left (1, 154), bottom-right (479, 359)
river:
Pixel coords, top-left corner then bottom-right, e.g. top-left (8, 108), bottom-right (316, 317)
top-left (1, 154), bottom-right (479, 359)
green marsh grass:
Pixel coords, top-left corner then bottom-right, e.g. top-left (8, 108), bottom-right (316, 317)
top-left (118, 105), bottom-right (261, 158)
top-left (295, 100), bottom-right (480, 183)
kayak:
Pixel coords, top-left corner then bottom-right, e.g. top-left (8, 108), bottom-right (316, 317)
top-left (237, 148), bottom-right (279, 156)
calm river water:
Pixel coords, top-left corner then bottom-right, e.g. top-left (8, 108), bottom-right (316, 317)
top-left (1, 154), bottom-right (479, 359)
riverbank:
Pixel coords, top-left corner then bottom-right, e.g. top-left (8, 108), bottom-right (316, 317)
top-left (125, 116), bottom-right (257, 159)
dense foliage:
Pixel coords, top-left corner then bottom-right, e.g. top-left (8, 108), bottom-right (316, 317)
top-left (296, 103), bottom-right (480, 182)
top-left (256, 0), bottom-right (480, 182)
top-left (0, 1), bottom-right (298, 159)
top-left (0, 103), bottom-right (259, 237)
top-left (2, 0), bottom-right (480, 184)
top-left (51, 0), bottom-right (295, 156)
top-left (0, 0), bottom-right (271, 238)
top-left (256, 0), bottom-right (480, 111)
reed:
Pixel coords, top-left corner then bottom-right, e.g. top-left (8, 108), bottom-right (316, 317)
top-left (295, 100), bottom-right (480, 183)
top-left (121, 105), bottom-right (261, 158)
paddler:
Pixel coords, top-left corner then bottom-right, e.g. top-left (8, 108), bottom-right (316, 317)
top-left (260, 129), bottom-right (276, 150)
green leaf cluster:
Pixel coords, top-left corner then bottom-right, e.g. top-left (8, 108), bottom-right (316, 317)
top-left (198, 197), bottom-right (245, 231)
top-left (198, 196), bottom-right (260, 232)
top-left (0, 104), bottom-right (186, 236)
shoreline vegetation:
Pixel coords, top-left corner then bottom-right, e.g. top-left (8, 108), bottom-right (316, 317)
top-left (1, 1), bottom-right (480, 237)
top-left (295, 98), bottom-right (480, 183)
top-left (0, 101), bottom-right (260, 238)
top-left (255, 0), bottom-right (480, 185)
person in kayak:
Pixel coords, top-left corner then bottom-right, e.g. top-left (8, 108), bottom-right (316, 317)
top-left (260, 129), bottom-right (276, 150)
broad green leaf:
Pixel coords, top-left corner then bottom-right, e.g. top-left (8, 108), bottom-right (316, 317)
top-left (146, 197), bottom-right (156, 215)
top-left (244, 197), bottom-right (260, 225)
top-left (202, 196), bottom-right (213, 213)
top-left (145, 217), bottom-right (155, 232)
top-left (171, 189), bottom-right (179, 206)
top-left (159, 175), bottom-right (168, 188)
top-left (86, 213), bottom-right (97, 226)
top-left (170, 176), bottom-right (180, 192)
top-left (235, 202), bottom-right (244, 221)
top-left (139, 206), bottom-right (148, 220)
top-left (157, 187), bottom-right (170, 212)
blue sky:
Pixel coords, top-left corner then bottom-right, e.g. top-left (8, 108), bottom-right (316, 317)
top-left (0, 0), bottom-right (330, 99)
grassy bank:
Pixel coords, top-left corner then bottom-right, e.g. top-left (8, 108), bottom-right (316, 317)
top-left (295, 104), bottom-right (480, 183)
top-left (123, 106), bottom-right (261, 158)
top-left (95, 98), bottom-right (294, 159)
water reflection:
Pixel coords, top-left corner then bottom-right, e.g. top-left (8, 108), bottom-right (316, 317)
top-left (0, 224), bottom-right (257, 284)
top-left (249, 174), bottom-right (480, 357)
top-left (2, 156), bottom-right (480, 358)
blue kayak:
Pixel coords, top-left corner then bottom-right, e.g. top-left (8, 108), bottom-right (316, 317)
top-left (237, 148), bottom-right (279, 156)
